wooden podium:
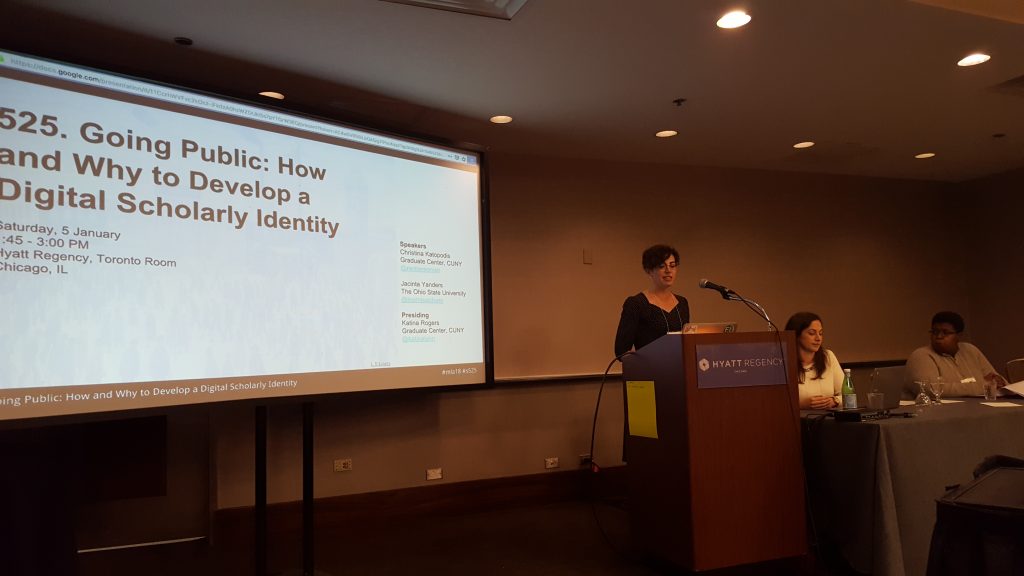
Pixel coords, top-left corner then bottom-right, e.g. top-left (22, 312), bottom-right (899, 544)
top-left (622, 332), bottom-right (806, 571)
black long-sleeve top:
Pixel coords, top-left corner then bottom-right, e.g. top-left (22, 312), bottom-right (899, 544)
top-left (614, 293), bottom-right (690, 357)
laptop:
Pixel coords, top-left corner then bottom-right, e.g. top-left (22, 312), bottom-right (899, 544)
top-left (681, 322), bottom-right (738, 334)
top-left (856, 366), bottom-right (905, 410)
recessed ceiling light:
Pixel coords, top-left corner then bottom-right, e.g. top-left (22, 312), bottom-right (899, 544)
top-left (915, 152), bottom-right (936, 159)
top-left (655, 130), bottom-right (678, 138)
top-left (717, 11), bottom-right (751, 29)
top-left (957, 53), bottom-right (990, 67)
top-left (489, 115), bottom-right (513, 124)
top-left (793, 141), bottom-right (815, 149)
top-left (259, 91), bottom-right (285, 100)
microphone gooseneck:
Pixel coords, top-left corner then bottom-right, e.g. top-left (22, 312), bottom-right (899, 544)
top-left (698, 278), bottom-right (775, 330)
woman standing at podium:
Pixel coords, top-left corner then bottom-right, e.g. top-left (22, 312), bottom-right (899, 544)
top-left (614, 244), bottom-right (691, 357)
top-left (785, 312), bottom-right (844, 410)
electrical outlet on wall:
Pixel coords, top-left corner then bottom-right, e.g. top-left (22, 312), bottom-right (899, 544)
top-left (545, 457), bottom-right (559, 469)
top-left (426, 467), bottom-right (443, 480)
top-left (333, 458), bottom-right (353, 472)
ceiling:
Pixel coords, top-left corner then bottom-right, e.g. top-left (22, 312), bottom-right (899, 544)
top-left (4, 0), bottom-right (1024, 182)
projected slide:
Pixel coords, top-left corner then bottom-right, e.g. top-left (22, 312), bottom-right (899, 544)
top-left (0, 52), bottom-right (487, 420)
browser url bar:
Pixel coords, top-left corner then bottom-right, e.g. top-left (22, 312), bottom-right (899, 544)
top-left (0, 51), bottom-right (478, 167)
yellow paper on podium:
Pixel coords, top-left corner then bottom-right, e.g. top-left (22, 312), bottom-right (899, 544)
top-left (626, 380), bottom-right (658, 439)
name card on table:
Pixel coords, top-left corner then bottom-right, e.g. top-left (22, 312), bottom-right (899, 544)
top-left (695, 341), bottom-right (787, 389)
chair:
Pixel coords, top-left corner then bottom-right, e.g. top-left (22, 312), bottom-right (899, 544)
top-left (927, 466), bottom-right (1024, 576)
top-left (1007, 358), bottom-right (1024, 384)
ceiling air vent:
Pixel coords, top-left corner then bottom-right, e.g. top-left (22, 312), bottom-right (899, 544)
top-left (381, 0), bottom-right (529, 20)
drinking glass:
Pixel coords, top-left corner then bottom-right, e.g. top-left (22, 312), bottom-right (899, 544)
top-left (867, 369), bottom-right (885, 412)
top-left (984, 380), bottom-right (999, 401)
top-left (867, 392), bottom-right (885, 411)
top-left (929, 378), bottom-right (946, 404)
top-left (914, 380), bottom-right (932, 408)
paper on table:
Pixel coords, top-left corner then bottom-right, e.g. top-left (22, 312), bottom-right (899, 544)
top-left (899, 400), bottom-right (917, 406)
top-left (981, 401), bottom-right (1021, 408)
top-left (1001, 380), bottom-right (1024, 397)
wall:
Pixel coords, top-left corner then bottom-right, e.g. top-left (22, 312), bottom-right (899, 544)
top-left (489, 153), bottom-right (967, 377)
top-left (962, 168), bottom-right (1024, 371)
top-left (214, 152), bottom-right (977, 508)
top-left (75, 411), bottom-right (210, 548)
top-left (214, 380), bottom-right (625, 508)
top-left (0, 409), bottom-right (211, 552)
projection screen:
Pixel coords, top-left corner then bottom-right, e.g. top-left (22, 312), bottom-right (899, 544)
top-left (0, 50), bottom-right (490, 421)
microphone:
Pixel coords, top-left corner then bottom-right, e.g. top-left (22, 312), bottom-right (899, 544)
top-left (699, 278), bottom-right (776, 329)
top-left (699, 278), bottom-right (735, 300)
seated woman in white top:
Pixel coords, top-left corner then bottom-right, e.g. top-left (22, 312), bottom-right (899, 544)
top-left (785, 312), bottom-right (844, 410)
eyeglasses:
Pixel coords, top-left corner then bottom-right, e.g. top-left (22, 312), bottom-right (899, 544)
top-left (656, 262), bottom-right (678, 271)
top-left (929, 329), bottom-right (958, 338)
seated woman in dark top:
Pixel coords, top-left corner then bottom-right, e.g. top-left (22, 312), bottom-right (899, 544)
top-left (614, 244), bottom-right (691, 357)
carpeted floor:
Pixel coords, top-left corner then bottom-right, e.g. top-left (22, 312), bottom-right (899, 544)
top-left (77, 498), bottom-right (837, 576)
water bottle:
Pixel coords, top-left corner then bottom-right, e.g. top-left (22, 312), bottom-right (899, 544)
top-left (842, 368), bottom-right (858, 410)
